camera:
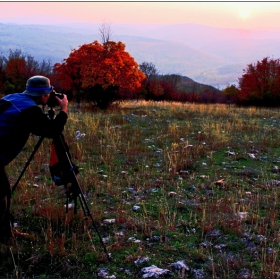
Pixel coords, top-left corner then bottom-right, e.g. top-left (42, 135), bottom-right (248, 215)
top-left (47, 88), bottom-right (64, 108)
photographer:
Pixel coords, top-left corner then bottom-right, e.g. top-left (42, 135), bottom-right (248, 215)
top-left (0, 75), bottom-right (68, 244)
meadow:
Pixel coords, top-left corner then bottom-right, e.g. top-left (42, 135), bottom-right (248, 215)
top-left (1, 101), bottom-right (280, 278)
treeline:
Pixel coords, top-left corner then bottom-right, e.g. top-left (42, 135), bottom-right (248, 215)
top-left (124, 62), bottom-right (224, 104)
top-left (0, 49), bottom-right (54, 94)
top-left (0, 48), bottom-right (224, 106)
top-left (136, 57), bottom-right (280, 107)
top-left (1, 48), bottom-right (280, 108)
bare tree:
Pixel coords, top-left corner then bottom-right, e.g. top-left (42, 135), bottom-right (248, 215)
top-left (139, 62), bottom-right (159, 100)
top-left (39, 59), bottom-right (53, 75)
top-left (99, 22), bottom-right (113, 45)
top-left (139, 62), bottom-right (158, 83)
top-left (25, 55), bottom-right (39, 77)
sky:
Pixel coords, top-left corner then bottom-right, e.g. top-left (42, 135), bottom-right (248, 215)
top-left (0, 1), bottom-right (280, 30)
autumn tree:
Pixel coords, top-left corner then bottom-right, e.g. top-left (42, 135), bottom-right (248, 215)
top-left (238, 57), bottom-right (280, 106)
top-left (1, 49), bottom-right (53, 94)
top-left (139, 62), bottom-right (160, 100)
top-left (222, 84), bottom-right (240, 105)
top-left (53, 40), bottom-right (145, 109)
top-left (5, 49), bottom-right (27, 92)
top-left (160, 74), bottom-right (181, 101)
top-left (143, 73), bottom-right (182, 101)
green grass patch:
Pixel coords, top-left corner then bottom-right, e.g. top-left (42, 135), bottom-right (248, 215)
top-left (2, 101), bottom-right (280, 278)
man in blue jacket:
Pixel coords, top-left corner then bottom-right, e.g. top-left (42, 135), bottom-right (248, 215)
top-left (0, 75), bottom-right (68, 244)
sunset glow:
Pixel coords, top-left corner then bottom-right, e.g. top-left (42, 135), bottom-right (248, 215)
top-left (239, 10), bottom-right (250, 20)
top-left (0, 2), bottom-right (280, 30)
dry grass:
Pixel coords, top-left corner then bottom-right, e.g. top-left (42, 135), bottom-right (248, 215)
top-left (1, 101), bottom-right (280, 278)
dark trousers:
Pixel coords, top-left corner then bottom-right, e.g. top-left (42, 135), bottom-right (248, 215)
top-left (0, 166), bottom-right (12, 242)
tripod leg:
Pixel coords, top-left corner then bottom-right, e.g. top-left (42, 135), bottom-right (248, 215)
top-left (12, 137), bottom-right (45, 194)
top-left (74, 194), bottom-right (78, 214)
top-left (66, 191), bottom-right (69, 213)
top-left (53, 134), bottom-right (111, 261)
top-left (74, 181), bottom-right (111, 261)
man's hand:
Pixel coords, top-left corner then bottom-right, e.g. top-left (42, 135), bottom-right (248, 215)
top-left (56, 94), bottom-right (68, 113)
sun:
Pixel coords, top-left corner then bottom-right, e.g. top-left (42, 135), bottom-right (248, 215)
top-left (239, 10), bottom-right (250, 19)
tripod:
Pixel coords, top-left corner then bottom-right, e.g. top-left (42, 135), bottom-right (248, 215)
top-left (12, 108), bottom-right (111, 261)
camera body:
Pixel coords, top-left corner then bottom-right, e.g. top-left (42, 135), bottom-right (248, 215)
top-left (47, 88), bottom-right (64, 108)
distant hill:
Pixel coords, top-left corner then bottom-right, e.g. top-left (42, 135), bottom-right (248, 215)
top-left (1, 22), bottom-right (279, 88)
top-left (0, 23), bottom-right (227, 88)
top-left (177, 76), bottom-right (221, 95)
top-left (0, 23), bottom-right (96, 64)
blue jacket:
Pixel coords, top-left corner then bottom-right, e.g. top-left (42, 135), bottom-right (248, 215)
top-left (0, 93), bottom-right (67, 166)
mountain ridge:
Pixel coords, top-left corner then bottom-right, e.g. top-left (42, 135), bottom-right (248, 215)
top-left (1, 22), bottom-right (279, 88)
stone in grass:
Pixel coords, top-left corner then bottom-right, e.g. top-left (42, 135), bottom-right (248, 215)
top-left (64, 203), bottom-right (74, 209)
top-left (205, 229), bottom-right (222, 239)
top-left (103, 219), bottom-right (116, 224)
top-left (272, 165), bottom-right (279, 173)
top-left (133, 205), bottom-right (141, 211)
top-left (97, 267), bottom-right (116, 279)
top-left (199, 241), bottom-right (213, 248)
top-left (214, 178), bottom-right (225, 187)
top-left (124, 268), bottom-right (132, 276)
top-left (115, 231), bottom-right (124, 237)
top-left (266, 180), bottom-right (280, 187)
top-left (237, 212), bottom-right (248, 219)
top-left (193, 269), bottom-right (207, 279)
top-left (134, 256), bottom-right (151, 266)
top-left (75, 130), bottom-right (86, 140)
top-left (189, 185), bottom-right (196, 191)
top-left (168, 191), bottom-right (177, 197)
top-left (127, 237), bottom-right (141, 243)
top-left (102, 237), bottom-right (110, 243)
top-left (214, 243), bottom-right (227, 250)
top-left (247, 153), bottom-right (256, 159)
top-left (237, 268), bottom-right (252, 278)
top-left (169, 260), bottom-right (190, 274)
top-left (140, 265), bottom-right (172, 278)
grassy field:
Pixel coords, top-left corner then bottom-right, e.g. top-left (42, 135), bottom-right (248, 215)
top-left (1, 101), bottom-right (280, 278)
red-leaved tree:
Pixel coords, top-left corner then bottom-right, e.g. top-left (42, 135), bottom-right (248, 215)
top-left (238, 57), bottom-right (280, 106)
top-left (53, 40), bottom-right (145, 109)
